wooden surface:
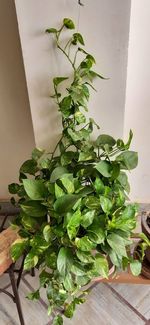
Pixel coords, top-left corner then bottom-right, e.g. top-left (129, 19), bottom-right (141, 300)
top-left (94, 270), bottom-right (150, 285)
top-left (0, 227), bottom-right (19, 275)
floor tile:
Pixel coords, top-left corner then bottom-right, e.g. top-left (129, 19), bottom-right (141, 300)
top-left (110, 283), bottom-right (150, 319)
top-left (64, 283), bottom-right (145, 325)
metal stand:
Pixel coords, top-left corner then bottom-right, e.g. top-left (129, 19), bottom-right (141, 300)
top-left (0, 259), bottom-right (25, 325)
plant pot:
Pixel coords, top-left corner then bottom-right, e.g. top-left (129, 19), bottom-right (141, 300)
top-left (141, 213), bottom-right (150, 263)
top-left (134, 240), bottom-right (150, 279)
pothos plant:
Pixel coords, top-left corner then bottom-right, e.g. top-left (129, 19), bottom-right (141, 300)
top-left (9, 18), bottom-right (145, 324)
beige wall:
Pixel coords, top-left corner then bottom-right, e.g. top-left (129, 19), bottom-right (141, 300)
top-left (124, 0), bottom-right (150, 202)
top-left (0, 0), bottom-right (35, 199)
top-left (15, 0), bottom-right (131, 150)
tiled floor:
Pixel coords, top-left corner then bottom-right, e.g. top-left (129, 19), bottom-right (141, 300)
top-left (0, 204), bottom-right (150, 324)
top-left (0, 271), bottom-right (150, 325)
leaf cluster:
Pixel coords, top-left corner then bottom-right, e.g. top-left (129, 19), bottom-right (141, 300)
top-left (9, 18), bottom-right (146, 324)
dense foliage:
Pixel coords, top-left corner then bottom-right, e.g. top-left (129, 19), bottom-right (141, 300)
top-left (10, 18), bottom-right (144, 324)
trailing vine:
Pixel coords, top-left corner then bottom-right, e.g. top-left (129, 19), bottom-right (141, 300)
top-left (9, 18), bottom-right (149, 325)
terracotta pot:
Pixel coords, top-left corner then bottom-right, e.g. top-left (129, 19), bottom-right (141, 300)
top-left (141, 213), bottom-right (150, 263)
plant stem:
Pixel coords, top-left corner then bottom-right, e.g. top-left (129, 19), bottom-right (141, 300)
top-left (73, 48), bottom-right (79, 66)
top-left (51, 135), bottom-right (63, 161)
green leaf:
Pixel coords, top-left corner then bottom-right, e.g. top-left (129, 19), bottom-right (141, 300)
top-left (87, 224), bottom-right (105, 244)
top-left (63, 273), bottom-right (74, 291)
top-left (84, 196), bottom-right (100, 210)
top-left (67, 128), bottom-right (81, 142)
top-left (94, 178), bottom-right (104, 194)
top-left (20, 159), bottom-right (38, 175)
top-left (81, 210), bottom-right (95, 228)
top-left (112, 205), bottom-right (137, 232)
top-left (100, 196), bottom-right (112, 214)
top-left (75, 236), bottom-right (96, 251)
top-left (121, 204), bottom-right (138, 219)
top-left (24, 251), bottom-right (39, 270)
top-left (94, 254), bottom-right (109, 278)
top-left (55, 183), bottom-right (64, 199)
top-left (61, 151), bottom-right (74, 166)
top-left (76, 250), bottom-right (94, 264)
top-left (111, 163), bottom-right (120, 181)
top-left (88, 70), bottom-right (107, 80)
top-left (53, 77), bottom-right (68, 86)
top-left (20, 201), bottom-right (47, 217)
top-left (139, 233), bottom-right (150, 246)
top-left (60, 176), bottom-right (74, 194)
top-left (116, 151), bottom-right (138, 170)
top-left (43, 225), bottom-right (52, 242)
top-left (109, 249), bottom-right (121, 267)
top-left (47, 305), bottom-right (52, 316)
top-left (69, 84), bottom-right (88, 108)
top-left (80, 59), bottom-right (93, 70)
top-left (22, 213), bottom-right (39, 231)
top-left (64, 302), bottom-right (75, 318)
top-left (23, 179), bottom-right (48, 200)
top-left (39, 270), bottom-right (52, 287)
top-left (50, 166), bottom-right (68, 182)
top-left (78, 186), bottom-right (94, 197)
top-left (117, 130), bottom-right (133, 151)
top-left (46, 28), bottom-right (58, 34)
top-left (53, 315), bottom-right (63, 325)
top-left (74, 297), bottom-right (86, 305)
top-left (39, 158), bottom-right (51, 169)
top-left (95, 161), bottom-right (111, 177)
top-left (75, 275), bottom-right (90, 286)
top-left (67, 209), bottom-right (82, 240)
top-left (45, 252), bottom-right (57, 269)
top-left (63, 18), bottom-right (75, 29)
top-left (54, 187), bottom-right (92, 214)
top-left (32, 148), bottom-right (44, 160)
top-left (57, 247), bottom-right (73, 277)
top-left (117, 171), bottom-right (130, 193)
top-left (78, 151), bottom-right (96, 162)
top-left (60, 96), bottom-right (72, 117)
top-left (27, 290), bottom-right (40, 300)
top-left (71, 261), bottom-right (87, 276)
top-left (130, 260), bottom-right (142, 276)
top-left (8, 183), bottom-right (20, 194)
top-left (54, 194), bottom-right (80, 214)
top-left (30, 235), bottom-right (50, 253)
top-left (75, 111), bottom-right (86, 124)
top-left (96, 134), bottom-right (116, 147)
top-left (11, 239), bottom-right (27, 261)
top-left (72, 33), bottom-right (84, 45)
top-left (107, 233), bottom-right (127, 257)
top-left (125, 129), bottom-right (133, 150)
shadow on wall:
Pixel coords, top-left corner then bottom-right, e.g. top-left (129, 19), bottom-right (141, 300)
top-left (0, 0), bottom-right (35, 199)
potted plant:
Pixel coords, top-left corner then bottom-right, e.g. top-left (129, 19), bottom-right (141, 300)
top-left (9, 18), bottom-right (147, 324)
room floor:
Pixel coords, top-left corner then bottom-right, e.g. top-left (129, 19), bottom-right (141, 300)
top-left (0, 204), bottom-right (150, 325)
top-left (0, 270), bottom-right (150, 325)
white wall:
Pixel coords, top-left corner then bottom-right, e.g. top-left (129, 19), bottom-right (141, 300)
top-left (0, 0), bottom-right (35, 199)
top-left (124, 0), bottom-right (150, 202)
top-left (15, 0), bottom-right (131, 150)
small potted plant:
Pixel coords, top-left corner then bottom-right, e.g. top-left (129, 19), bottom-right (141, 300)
top-left (9, 18), bottom-right (147, 324)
